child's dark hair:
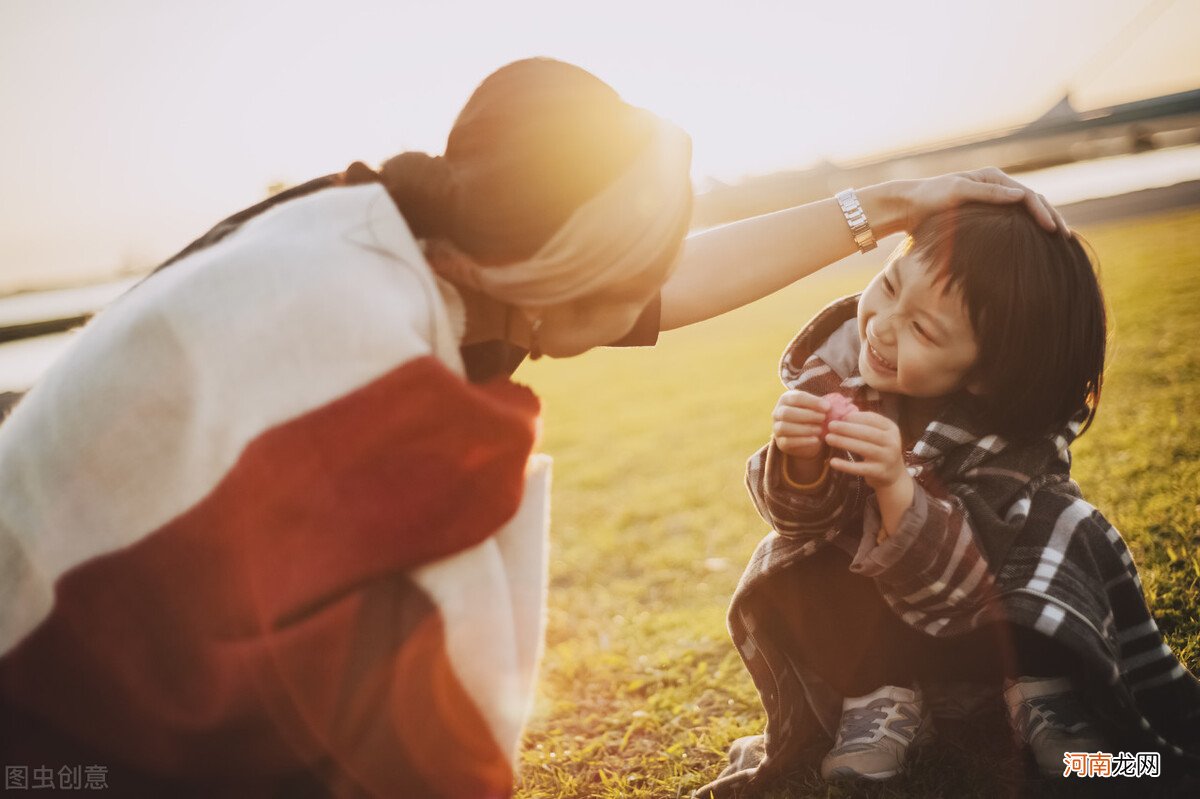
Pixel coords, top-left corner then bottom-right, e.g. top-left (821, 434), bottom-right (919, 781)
top-left (910, 203), bottom-right (1107, 442)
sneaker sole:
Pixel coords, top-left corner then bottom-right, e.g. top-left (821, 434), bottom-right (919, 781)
top-left (826, 766), bottom-right (900, 781)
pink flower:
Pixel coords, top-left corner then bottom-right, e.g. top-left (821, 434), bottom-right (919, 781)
top-left (820, 392), bottom-right (859, 437)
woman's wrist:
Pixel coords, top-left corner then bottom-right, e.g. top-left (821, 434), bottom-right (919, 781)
top-left (856, 181), bottom-right (912, 240)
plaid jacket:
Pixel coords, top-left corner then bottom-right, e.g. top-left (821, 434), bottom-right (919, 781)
top-left (699, 296), bottom-right (1200, 797)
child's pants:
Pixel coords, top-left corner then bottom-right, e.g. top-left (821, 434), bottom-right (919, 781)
top-left (762, 544), bottom-right (1079, 698)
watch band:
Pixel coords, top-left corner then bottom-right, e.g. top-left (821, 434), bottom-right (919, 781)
top-left (835, 188), bottom-right (877, 253)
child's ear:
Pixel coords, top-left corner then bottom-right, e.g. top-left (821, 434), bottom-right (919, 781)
top-left (965, 377), bottom-right (987, 396)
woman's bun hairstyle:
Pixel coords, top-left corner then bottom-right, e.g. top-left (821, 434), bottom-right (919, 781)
top-left (379, 152), bottom-right (457, 240)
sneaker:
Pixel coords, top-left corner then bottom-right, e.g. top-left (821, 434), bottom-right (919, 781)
top-left (821, 685), bottom-right (932, 782)
top-left (1003, 676), bottom-right (1107, 778)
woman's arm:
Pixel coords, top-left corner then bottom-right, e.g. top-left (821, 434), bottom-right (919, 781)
top-left (660, 168), bottom-right (1067, 331)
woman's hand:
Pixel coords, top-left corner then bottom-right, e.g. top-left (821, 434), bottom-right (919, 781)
top-left (772, 389), bottom-right (830, 460)
top-left (861, 168), bottom-right (1069, 239)
top-left (661, 167), bottom-right (1067, 333)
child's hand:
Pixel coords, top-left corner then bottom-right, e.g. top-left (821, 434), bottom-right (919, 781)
top-left (825, 411), bottom-right (908, 492)
top-left (772, 390), bottom-right (830, 460)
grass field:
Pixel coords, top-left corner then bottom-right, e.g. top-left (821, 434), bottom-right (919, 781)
top-left (512, 207), bottom-right (1200, 798)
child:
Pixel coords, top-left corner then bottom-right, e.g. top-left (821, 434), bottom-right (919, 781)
top-left (698, 204), bottom-right (1200, 796)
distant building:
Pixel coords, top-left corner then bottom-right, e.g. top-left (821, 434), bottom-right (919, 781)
top-left (695, 88), bottom-right (1200, 227)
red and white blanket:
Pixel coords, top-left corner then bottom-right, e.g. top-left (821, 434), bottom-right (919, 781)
top-left (0, 185), bottom-right (547, 797)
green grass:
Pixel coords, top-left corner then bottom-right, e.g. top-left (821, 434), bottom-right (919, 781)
top-left (511, 208), bottom-right (1200, 798)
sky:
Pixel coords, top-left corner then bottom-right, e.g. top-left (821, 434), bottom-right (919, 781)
top-left (2, 0), bottom-right (1199, 292)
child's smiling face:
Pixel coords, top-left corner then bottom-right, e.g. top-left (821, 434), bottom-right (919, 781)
top-left (857, 250), bottom-right (982, 398)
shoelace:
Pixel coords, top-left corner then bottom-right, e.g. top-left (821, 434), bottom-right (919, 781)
top-left (1015, 693), bottom-right (1090, 740)
top-left (838, 702), bottom-right (889, 744)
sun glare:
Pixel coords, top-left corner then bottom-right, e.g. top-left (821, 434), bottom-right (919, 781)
top-left (1, 0), bottom-right (1198, 290)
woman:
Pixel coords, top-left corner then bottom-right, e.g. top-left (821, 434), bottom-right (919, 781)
top-left (0, 58), bottom-right (1063, 797)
